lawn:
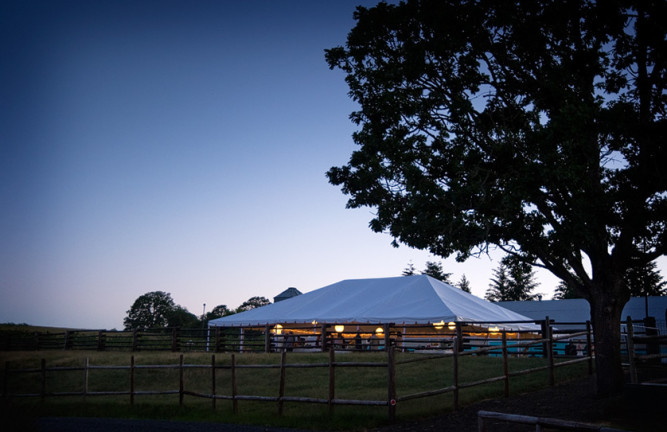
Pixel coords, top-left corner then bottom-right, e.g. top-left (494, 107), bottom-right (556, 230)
top-left (0, 350), bottom-right (590, 430)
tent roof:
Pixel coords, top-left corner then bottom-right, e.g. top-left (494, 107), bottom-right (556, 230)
top-left (209, 275), bottom-right (537, 330)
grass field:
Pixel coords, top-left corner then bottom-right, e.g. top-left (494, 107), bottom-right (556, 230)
top-left (0, 349), bottom-right (590, 430)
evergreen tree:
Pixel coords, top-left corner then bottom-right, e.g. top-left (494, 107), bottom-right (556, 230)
top-left (486, 256), bottom-right (539, 301)
top-left (402, 262), bottom-right (417, 276)
top-left (485, 261), bottom-right (512, 302)
top-left (457, 274), bottom-right (472, 293)
top-left (626, 260), bottom-right (667, 296)
top-left (421, 261), bottom-right (452, 283)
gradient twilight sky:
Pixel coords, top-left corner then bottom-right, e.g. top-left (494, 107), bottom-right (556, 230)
top-left (2, 1), bottom-right (663, 330)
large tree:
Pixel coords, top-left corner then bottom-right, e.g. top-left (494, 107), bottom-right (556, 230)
top-left (124, 291), bottom-right (177, 330)
top-left (325, 0), bottom-right (666, 395)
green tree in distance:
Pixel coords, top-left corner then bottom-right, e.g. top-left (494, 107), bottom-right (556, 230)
top-left (421, 261), bottom-right (452, 283)
top-left (236, 296), bottom-right (271, 313)
top-left (457, 274), bottom-right (472, 293)
top-left (124, 291), bottom-right (176, 330)
top-left (402, 262), bottom-right (417, 276)
top-left (486, 256), bottom-right (539, 302)
top-left (205, 304), bottom-right (233, 321)
top-left (166, 305), bottom-right (199, 328)
top-left (325, 0), bottom-right (666, 395)
top-left (485, 261), bottom-right (511, 302)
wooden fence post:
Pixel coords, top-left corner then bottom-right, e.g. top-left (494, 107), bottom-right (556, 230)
top-left (546, 320), bottom-right (555, 386)
top-left (328, 347), bottom-right (335, 416)
top-left (130, 355), bottom-right (135, 405)
top-left (83, 357), bottom-right (89, 401)
top-left (278, 349), bottom-right (287, 416)
top-left (179, 354), bottom-right (184, 406)
top-left (626, 317), bottom-right (638, 384)
top-left (40, 358), bottom-right (46, 402)
top-left (3, 361), bottom-right (9, 398)
top-left (383, 323), bottom-right (392, 351)
top-left (211, 355), bottom-right (216, 409)
top-left (132, 330), bottom-right (139, 352)
top-left (387, 346), bottom-right (396, 423)
top-left (540, 317), bottom-right (549, 359)
top-left (265, 325), bottom-right (271, 353)
top-left (502, 331), bottom-right (509, 397)
top-left (586, 321), bottom-right (593, 375)
top-left (453, 336), bottom-right (459, 411)
top-left (455, 323), bottom-right (463, 352)
top-left (172, 328), bottom-right (180, 352)
top-left (214, 327), bottom-right (222, 353)
top-left (231, 354), bottom-right (238, 414)
top-left (321, 324), bottom-right (328, 352)
top-left (64, 331), bottom-right (71, 350)
top-left (97, 331), bottom-right (105, 351)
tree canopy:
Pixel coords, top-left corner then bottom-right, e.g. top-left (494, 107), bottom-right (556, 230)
top-left (124, 291), bottom-right (177, 330)
top-left (326, 0), bottom-right (666, 395)
top-left (236, 296), bottom-right (271, 313)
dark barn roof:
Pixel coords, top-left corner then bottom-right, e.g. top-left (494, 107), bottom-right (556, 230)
top-left (274, 287), bottom-right (302, 303)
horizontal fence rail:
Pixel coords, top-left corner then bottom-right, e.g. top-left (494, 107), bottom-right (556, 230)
top-left (2, 321), bottom-right (597, 422)
top-left (623, 316), bottom-right (667, 386)
top-left (477, 410), bottom-right (629, 432)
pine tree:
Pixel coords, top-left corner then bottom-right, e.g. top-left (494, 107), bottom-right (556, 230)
top-left (421, 261), bottom-right (452, 283)
top-left (457, 274), bottom-right (472, 293)
top-left (485, 256), bottom-right (539, 301)
top-left (402, 262), bottom-right (417, 276)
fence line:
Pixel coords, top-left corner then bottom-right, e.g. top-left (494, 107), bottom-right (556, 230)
top-left (2, 328), bottom-right (594, 422)
top-left (2, 319), bottom-right (595, 355)
top-left (624, 317), bottom-right (667, 386)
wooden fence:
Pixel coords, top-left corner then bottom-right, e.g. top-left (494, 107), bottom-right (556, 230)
top-left (2, 327), bottom-right (594, 422)
top-left (624, 316), bottom-right (667, 386)
top-left (0, 319), bottom-right (594, 356)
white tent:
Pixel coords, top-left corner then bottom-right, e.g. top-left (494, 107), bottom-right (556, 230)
top-left (209, 275), bottom-right (537, 330)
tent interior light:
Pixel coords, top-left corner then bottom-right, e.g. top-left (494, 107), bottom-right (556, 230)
top-left (433, 320), bottom-right (445, 330)
top-left (489, 326), bottom-right (500, 333)
top-left (312, 320), bottom-right (318, 325)
top-left (274, 324), bottom-right (283, 335)
top-left (448, 321), bottom-right (456, 331)
top-left (375, 327), bottom-right (384, 335)
top-left (334, 325), bottom-right (345, 333)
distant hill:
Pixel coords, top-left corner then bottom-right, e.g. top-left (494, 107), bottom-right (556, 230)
top-left (0, 323), bottom-right (75, 333)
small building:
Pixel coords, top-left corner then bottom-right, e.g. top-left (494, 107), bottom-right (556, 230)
top-left (274, 287), bottom-right (302, 303)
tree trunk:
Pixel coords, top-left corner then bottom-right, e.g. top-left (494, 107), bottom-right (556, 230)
top-left (588, 288), bottom-right (628, 396)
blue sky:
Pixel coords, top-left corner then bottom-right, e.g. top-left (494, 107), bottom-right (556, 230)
top-left (1, 1), bottom-right (662, 330)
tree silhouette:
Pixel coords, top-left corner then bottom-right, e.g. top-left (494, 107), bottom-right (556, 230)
top-left (325, 0), bottom-right (666, 395)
